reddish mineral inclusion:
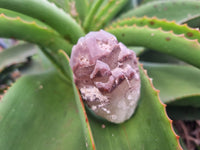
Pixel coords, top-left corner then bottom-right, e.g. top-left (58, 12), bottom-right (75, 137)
top-left (70, 30), bottom-right (141, 123)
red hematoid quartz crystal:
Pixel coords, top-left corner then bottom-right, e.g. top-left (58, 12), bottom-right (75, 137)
top-left (70, 30), bottom-right (140, 123)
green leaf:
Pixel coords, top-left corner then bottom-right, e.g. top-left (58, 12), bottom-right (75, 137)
top-left (0, 9), bottom-right (72, 52)
top-left (127, 46), bottom-right (145, 56)
top-left (106, 24), bottom-right (200, 69)
top-left (48, 0), bottom-right (70, 12)
top-left (87, 65), bottom-right (181, 149)
top-left (89, 0), bottom-right (129, 31)
top-left (20, 49), bottom-right (55, 75)
top-left (83, 0), bottom-right (104, 31)
top-left (143, 63), bottom-right (200, 120)
top-left (58, 50), bottom-right (96, 150)
top-left (0, 0), bottom-right (85, 43)
top-left (110, 16), bottom-right (200, 42)
top-left (0, 64), bottom-right (182, 149)
top-left (47, 0), bottom-right (89, 23)
top-left (75, 0), bottom-right (90, 22)
top-left (120, 1), bottom-right (200, 23)
top-left (0, 9), bottom-right (73, 72)
top-left (0, 43), bottom-right (37, 72)
top-left (0, 70), bottom-right (87, 150)
top-left (143, 63), bottom-right (200, 104)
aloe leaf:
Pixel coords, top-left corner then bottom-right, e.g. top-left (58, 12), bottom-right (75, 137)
top-left (89, 0), bottom-right (129, 31)
top-left (75, 0), bottom-right (90, 22)
top-left (143, 63), bottom-right (200, 104)
top-left (115, 0), bottom-right (138, 17)
top-left (140, 50), bottom-right (183, 64)
top-left (86, 65), bottom-right (181, 149)
top-left (58, 50), bottom-right (96, 150)
top-left (0, 43), bottom-right (37, 72)
top-left (109, 16), bottom-right (200, 58)
top-left (83, 0), bottom-right (104, 31)
top-left (128, 46), bottom-right (145, 56)
top-left (20, 49), bottom-right (55, 76)
top-left (0, 64), bottom-right (182, 149)
top-left (120, 1), bottom-right (200, 23)
top-left (47, 0), bottom-right (89, 22)
top-left (0, 0), bottom-right (85, 43)
top-left (140, 0), bottom-right (189, 5)
top-left (0, 10), bottom-right (73, 71)
top-left (106, 24), bottom-right (200, 69)
top-left (48, 0), bottom-right (69, 12)
top-left (143, 63), bottom-right (200, 120)
top-left (110, 17), bottom-right (200, 42)
top-left (0, 9), bottom-right (72, 52)
top-left (0, 69), bottom-right (88, 150)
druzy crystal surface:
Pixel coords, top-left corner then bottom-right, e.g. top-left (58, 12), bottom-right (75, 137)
top-left (70, 30), bottom-right (140, 123)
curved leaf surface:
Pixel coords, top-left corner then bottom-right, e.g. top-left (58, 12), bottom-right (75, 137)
top-left (106, 25), bottom-right (200, 69)
top-left (48, 0), bottom-right (89, 22)
top-left (0, 70), bottom-right (87, 150)
top-left (87, 65), bottom-right (182, 150)
top-left (0, 0), bottom-right (85, 43)
top-left (89, 0), bottom-right (128, 30)
top-left (0, 43), bottom-right (37, 72)
top-left (110, 16), bottom-right (200, 42)
top-left (120, 1), bottom-right (200, 23)
top-left (0, 10), bottom-right (73, 72)
top-left (58, 50), bottom-right (96, 150)
top-left (143, 63), bottom-right (200, 105)
top-left (144, 63), bottom-right (200, 120)
top-left (75, 0), bottom-right (90, 22)
top-left (0, 10), bottom-right (72, 53)
top-left (0, 60), bottom-right (182, 150)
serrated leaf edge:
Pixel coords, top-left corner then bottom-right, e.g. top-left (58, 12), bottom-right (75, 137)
top-left (140, 63), bottom-right (182, 150)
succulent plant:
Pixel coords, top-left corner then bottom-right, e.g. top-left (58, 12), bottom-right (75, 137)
top-left (0, 0), bottom-right (200, 150)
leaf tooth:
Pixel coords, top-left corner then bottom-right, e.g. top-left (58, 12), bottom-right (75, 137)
top-left (164, 108), bottom-right (182, 147)
top-left (193, 39), bottom-right (200, 46)
top-left (16, 16), bottom-right (21, 20)
top-left (178, 33), bottom-right (185, 37)
top-left (0, 95), bottom-right (3, 100)
top-left (127, 17), bottom-right (132, 21)
top-left (1, 13), bottom-right (50, 31)
top-left (161, 18), bottom-right (168, 22)
top-left (151, 16), bottom-right (158, 20)
top-left (182, 23), bottom-right (188, 27)
top-left (170, 20), bottom-right (177, 24)
top-left (123, 24), bottom-right (128, 28)
top-left (132, 24), bottom-right (137, 27)
top-left (140, 65), bottom-right (159, 94)
top-left (140, 64), bottom-right (182, 149)
top-left (162, 103), bottom-right (167, 107)
top-left (3, 90), bottom-right (7, 94)
top-left (157, 27), bottom-right (162, 31)
top-left (143, 15), bottom-right (148, 19)
top-left (0, 13), bottom-right (5, 17)
top-left (176, 135), bottom-right (180, 140)
top-left (168, 30), bottom-right (173, 34)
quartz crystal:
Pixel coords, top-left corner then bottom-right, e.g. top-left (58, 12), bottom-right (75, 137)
top-left (70, 30), bottom-right (141, 123)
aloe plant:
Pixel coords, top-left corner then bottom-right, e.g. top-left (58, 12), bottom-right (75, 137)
top-left (0, 0), bottom-right (200, 149)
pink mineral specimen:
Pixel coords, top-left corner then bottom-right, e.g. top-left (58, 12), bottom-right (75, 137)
top-left (70, 30), bottom-right (141, 123)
